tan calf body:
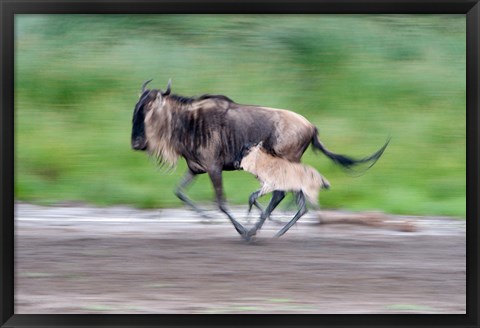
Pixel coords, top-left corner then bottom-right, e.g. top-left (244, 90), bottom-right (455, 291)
top-left (240, 144), bottom-right (330, 206)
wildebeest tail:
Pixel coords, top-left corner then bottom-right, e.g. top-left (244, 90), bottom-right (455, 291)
top-left (311, 128), bottom-right (390, 170)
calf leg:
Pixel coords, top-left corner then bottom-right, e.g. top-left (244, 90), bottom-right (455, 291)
top-left (207, 168), bottom-right (248, 239)
top-left (248, 190), bottom-right (263, 213)
top-left (274, 191), bottom-right (308, 238)
top-left (247, 190), bottom-right (286, 237)
top-left (263, 190), bottom-right (286, 221)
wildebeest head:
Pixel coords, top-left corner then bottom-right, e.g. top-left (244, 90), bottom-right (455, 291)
top-left (131, 79), bottom-right (171, 151)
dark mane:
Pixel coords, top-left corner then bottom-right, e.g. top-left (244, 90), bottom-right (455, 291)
top-left (168, 93), bottom-right (234, 104)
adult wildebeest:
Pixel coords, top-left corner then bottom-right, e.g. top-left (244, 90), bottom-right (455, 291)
top-left (131, 79), bottom-right (389, 240)
top-left (237, 142), bottom-right (331, 237)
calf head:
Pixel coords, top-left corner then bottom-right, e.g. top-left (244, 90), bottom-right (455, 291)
top-left (234, 141), bottom-right (262, 169)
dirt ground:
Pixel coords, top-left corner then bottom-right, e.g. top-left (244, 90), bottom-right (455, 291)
top-left (14, 203), bottom-right (466, 314)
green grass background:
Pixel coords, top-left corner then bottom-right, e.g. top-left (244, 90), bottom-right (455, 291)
top-left (15, 15), bottom-right (466, 217)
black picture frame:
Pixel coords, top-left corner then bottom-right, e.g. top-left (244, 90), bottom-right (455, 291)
top-left (1, 1), bottom-right (478, 327)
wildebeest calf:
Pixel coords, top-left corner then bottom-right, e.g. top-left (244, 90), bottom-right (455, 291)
top-left (237, 142), bottom-right (331, 237)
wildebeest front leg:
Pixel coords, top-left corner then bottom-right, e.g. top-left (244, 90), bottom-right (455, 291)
top-left (247, 190), bottom-right (286, 237)
top-left (274, 191), bottom-right (308, 238)
top-left (207, 169), bottom-right (248, 239)
top-left (174, 170), bottom-right (212, 219)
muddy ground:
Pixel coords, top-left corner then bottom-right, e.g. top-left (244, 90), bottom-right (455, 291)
top-left (15, 203), bottom-right (466, 314)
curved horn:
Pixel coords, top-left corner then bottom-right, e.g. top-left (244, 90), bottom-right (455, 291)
top-left (162, 79), bottom-right (172, 96)
top-left (141, 79), bottom-right (153, 93)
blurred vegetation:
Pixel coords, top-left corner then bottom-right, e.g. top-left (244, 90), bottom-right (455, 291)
top-left (15, 15), bottom-right (466, 217)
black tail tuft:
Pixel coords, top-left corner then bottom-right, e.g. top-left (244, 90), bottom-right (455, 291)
top-left (311, 129), bottom-right (390, 172)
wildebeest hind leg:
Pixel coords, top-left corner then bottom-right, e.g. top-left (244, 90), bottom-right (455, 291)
top-left (274, 191), bottom-right (307, 238)
top-left (174, 170), bottom-right (212, 219)
top-left (207, 169), bottom-right (248, 239)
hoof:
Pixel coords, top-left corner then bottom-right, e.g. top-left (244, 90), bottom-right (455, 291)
top-left (241, 232), bottom-right (253, 242)
top-left (273, 229), bottom-right (286, 238)
top-left (244, 235), bottom-right (258, 243)
top-left (240, 228), bottom-right (258, 242)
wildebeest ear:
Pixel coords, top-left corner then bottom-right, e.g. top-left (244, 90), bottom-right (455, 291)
top-left (162, 79), bottom-right (172, 96)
